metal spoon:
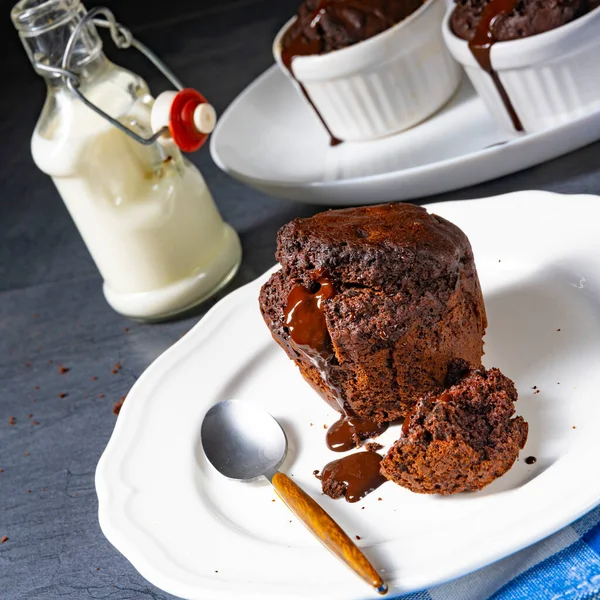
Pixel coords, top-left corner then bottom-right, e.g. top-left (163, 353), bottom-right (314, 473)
top-left (201, 399), bottom-right (387, 595)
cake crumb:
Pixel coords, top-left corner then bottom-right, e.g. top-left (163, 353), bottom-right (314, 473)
top-left (573, 425), bottom-right (577, 429)
top-left (59, 392), bottom-right (68, 398)
top-left (27, 489), bottom-right (31, 493)
top-left (59, 366), bottom-right (70, 375)
top-left (377, 497), bottom-right (382, 501)
top-left (532, 385), bottom-right (537, 389)
top-left (557, 328), bottom-right (561, 332)
top-left (361, 506), bottom-right (365, 510)
top-left (95, 568), bottom-right (99, 571)
top-left (28, 414), bottom-right (33, 418)
top-left (365, 442), bottom-right (383, 452)
top-left (323, 424), bottom-right (327, 429)
top-left (34, 386), bottom-right (39, 390)
top-left (356, 535), bottom-right (361, 540)
top-left (124, 328), bottom-right (130, 333)
top-left (0, 469), bottom-right (4, 473)
top-left (25, 362), bottom-right (31, 368)
top-left (8, 416), bottom-right (16, 426)
top-left (91, 376), bottom-right (98, 381)
top-left (34, 313), bottom-right (39, 319)
top-left (25, 452), bottom-right (30, 457)
top-left (98, 393), bottom-right (105, 399)
top-left (214, 570), bottom-right (218, 573)
top-left (309, 423), bottom-right (313, 426)
top-left (111, 362), bottom-right (122, 375)
top-left (271, 499), bottom-right (276, 502)
top-left (113, 396), bottom-right (126, 415)
top-left (1, 536), bottom-right (8, 544)
top-left (30, 420), bottom-right (40, 426)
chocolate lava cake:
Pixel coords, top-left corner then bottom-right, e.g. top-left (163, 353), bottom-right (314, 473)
top-left (281, 0), bottom-right (425, 55)
top-left (381, 366), bottom-right (528, 494)
top-left (258, 202), bottom-right (488, 423)
top-left (451, 0), bottom-right (600, 43)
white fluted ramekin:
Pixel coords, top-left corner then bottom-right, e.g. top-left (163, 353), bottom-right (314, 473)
top-left (443, 6), bottom-right (600, 134)
top-left (273, 0), bottom-right (461, 142)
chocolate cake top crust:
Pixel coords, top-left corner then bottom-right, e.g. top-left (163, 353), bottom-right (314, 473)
top-left (451, 0), bottom-right (599, 43)
top-left (380, 367), bottom-right (528, 495)
top-left (281, 0), bottom-right (425, 55)
top-left (276, 203), bottom-right (470, 296)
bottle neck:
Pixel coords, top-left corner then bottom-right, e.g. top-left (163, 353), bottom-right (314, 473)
top-left (45, 52), bottom-right (109, 91)
top-left (12, 0), bottom-right (104, 82)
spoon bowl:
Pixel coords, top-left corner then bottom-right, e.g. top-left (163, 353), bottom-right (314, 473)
top-left (201, 399), bottom-right (286, 481)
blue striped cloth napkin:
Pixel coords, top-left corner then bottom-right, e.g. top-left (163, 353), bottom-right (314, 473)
top-left (394, 505), bottom-right (600, 600)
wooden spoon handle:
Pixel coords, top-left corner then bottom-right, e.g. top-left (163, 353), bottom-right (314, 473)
top-left (271, 472), bottom-right (387, 595)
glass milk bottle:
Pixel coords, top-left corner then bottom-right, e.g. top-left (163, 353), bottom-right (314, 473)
top-left (11, 0), bottom-right (242, 320)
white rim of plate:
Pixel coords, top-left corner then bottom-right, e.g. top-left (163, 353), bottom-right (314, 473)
top-left (209, 67), bottom-right (600, 193)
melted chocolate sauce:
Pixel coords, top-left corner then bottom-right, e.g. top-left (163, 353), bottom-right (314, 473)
top-left (284, 276), bottom-right (347, 412)
top-left (468, 0), bottom-right (523, 132)
top-left (326, 415), bottom-right (388, 452)
top-left (525, 455), bottom-right (537, 465)
top-left (321, 451), bottom-right (386, 502)
top-left (280, 2), bottom-right (342, 146)
top-left (284, 276), bottom-right (336, 356)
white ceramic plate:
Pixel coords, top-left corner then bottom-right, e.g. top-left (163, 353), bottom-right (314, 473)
top-left (210, 67), bottom-right (600, 205)
top-left (96, 191), bottom-right (600, 600)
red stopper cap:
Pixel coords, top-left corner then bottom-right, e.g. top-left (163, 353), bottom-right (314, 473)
top-left (168, 88), bottom-right (210, 153)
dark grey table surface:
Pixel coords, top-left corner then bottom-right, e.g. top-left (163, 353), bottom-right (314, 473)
top-left (2, 1), bottom-right (600, 598)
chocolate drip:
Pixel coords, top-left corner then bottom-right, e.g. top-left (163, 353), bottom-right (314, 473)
top-left (321, 451), bottom-right (386, 502)
top-left (326, 415), bottom-right (388, 452)
top-left (284, 276), bottom-right (347, 411)
top-left (280, 2), bottom-right (342, 146)
top-left (284, 276), bottom-right (389, 451)
top-left (525, 455), bottom-right (537, 465)
top-left (468, 0), bottom-right (524, 132)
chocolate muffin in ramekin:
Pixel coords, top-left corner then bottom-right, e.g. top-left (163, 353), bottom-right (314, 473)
top-left (443, 0), bottom-right (600, 133)
top-left (273, 0), bottom-right (461, 144)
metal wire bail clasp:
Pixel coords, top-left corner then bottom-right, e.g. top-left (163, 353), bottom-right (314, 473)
top-left (58, 6), bottom-right (185, 146)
